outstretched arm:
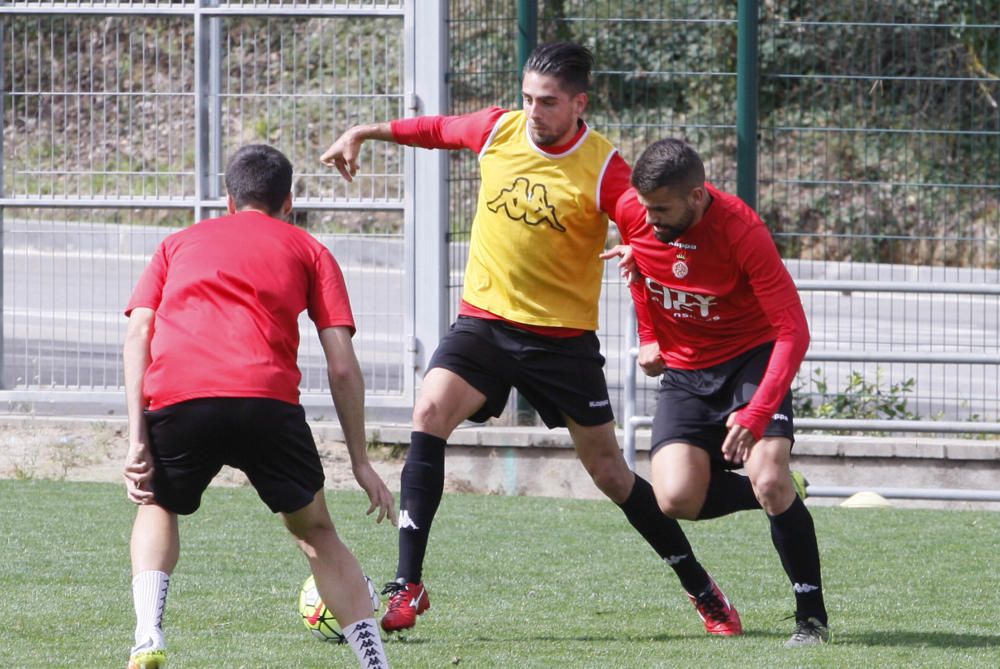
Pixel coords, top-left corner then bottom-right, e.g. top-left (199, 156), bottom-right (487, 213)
top-left (319, 122), bottom-right (396, 182)
top-left (123, 307), bottom-right (156, 505)
top-left (320, 107), bottom-right (506, 181)
top-left (318, 326), bottom-right (397, 525)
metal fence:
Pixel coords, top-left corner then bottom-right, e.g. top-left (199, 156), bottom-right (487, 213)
top-left (1, 1), bottom-right (443, 416)
top-left (3, 1), bottom-right (999, 436)
top-left (446, 1), bottom-right (1000, 436)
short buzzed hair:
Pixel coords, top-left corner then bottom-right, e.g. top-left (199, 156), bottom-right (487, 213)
top-left (224, 144), bottom-right (293, 215)
top-left (631, 139), bottom-right (706, 195)
top-left (523, 41), bottom-right (594, 95)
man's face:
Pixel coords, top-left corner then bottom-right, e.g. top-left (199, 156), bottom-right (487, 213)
top-left (636, 185), bottom-right (701, 244)
top-left (521, 71), bottom-right (587, 147)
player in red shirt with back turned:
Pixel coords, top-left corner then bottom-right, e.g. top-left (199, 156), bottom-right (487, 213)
top-left (604, 138), bottom-right (829, 648)
top-left (121, 145), bottom-right (395, 669)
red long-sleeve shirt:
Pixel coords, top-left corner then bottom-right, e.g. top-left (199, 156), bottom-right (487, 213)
top-left (615, 185), bottom-right (810, 439)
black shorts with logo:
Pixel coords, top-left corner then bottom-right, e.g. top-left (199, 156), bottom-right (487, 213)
top-left (650, 341), bottom-right (795, 469)
top-left (145, 397), bottom-right (325, 515)
top-left (427, 315), bottom-right (614, 429)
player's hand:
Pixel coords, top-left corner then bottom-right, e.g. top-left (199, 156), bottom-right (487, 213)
top-left (123, 433), bottom-right (156, 505)
top-left (637, 341), bottom-right (665, 377)
top-left (353, 462), bottom-right (397, 526)
top-left (599, 244), bottom-right (640, 284)
top-left (721, 412), bottom-right (755, 465)
top-left (319, 128), bottom-right (363, 182)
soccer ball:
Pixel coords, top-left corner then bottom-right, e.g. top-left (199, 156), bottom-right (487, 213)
top-left (298, 573), bottom-right (380, 643)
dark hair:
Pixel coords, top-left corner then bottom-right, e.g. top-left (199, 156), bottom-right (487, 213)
top-left (224, 144), bottom-right (293, 215)
top-left (523, 41), bottom-right (594, 95)
top-left (631, 138), bottom-right (706, 194)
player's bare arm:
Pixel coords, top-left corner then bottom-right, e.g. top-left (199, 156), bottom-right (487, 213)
top-left (318, 326), bottom-right (397, 526)
top-left (122, 307), bottom-right (156, 505)
top-left (319, 122), bottom-right (395, 182)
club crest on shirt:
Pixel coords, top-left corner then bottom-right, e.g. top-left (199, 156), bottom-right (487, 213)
top-left (672, 252), bottom-right (689, 279)
top-left (486, 177), bottom-right (565, 232)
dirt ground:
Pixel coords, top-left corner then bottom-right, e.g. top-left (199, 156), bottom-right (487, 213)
top-left (0, 419), bottom-right (407, 493)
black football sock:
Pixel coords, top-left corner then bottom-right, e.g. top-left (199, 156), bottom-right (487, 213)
top-left (768, 496), bottom-right (827, 625)
top-left (617, 475), bottom-right (710, 595)
top-left (394, 431), bottom-right (446, 584)
top-left (697, 470), bottom-right (761, 520)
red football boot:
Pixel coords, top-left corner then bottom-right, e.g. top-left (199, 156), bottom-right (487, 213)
top-left (380, 580), bottom-right (430, 632)
top-left (687, 577), bottom-right (743, 636)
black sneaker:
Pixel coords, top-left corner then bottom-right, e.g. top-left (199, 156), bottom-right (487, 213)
top-left (784, 616), bottom-right (830, 648)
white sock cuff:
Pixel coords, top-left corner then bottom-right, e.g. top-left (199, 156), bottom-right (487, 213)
top-left (132, 570), bottom-right (170, 588)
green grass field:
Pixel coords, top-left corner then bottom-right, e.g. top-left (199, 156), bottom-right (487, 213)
top-left (2, 479), bottom-right (998, 668)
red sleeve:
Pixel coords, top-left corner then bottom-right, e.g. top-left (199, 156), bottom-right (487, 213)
top-left (308, 248), bottom-right (357, 336)
top-left (599, 152), bottom-right (632, 217)
top-left (614, 190), bottom-right (658, 346)
top-left (125, 243), bottom-right (168, 316)
top-left (390, 106), bottom-right (507, 154)
top-left (629, 279), bottom-right (659, 347)
top-left (736, 223), bottom-right (809, 439)
top-left (731, 226), bottom-right (809, 438)
top-left (733, 304), bottom-right (809, 439)
top-left (734, 223), bottom-right (802, 313)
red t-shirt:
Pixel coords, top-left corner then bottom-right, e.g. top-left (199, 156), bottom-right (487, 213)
top-left (125, 210), bottom-right (356, 410)
top-left (615, 183), bottom-right (809, 438)
top-left (392, 107), bottom-right (632, 337)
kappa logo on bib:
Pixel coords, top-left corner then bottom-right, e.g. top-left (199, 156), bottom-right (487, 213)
top-left (486, 177), bottom-right (565, 232)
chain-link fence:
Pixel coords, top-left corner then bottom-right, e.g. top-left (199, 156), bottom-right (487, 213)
top-left (446, 1), bottom-right (1000, 433)
top-left (2, 3), bottom-right (414, 413)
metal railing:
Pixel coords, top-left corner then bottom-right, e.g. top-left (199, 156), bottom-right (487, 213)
top-left (1, 1), bottom-right (453, 416)
top-left (622, 279), bottom-right (1000, 469)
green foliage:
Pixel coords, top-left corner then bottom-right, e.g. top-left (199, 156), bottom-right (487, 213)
top-left (448, 0), bottom-right (1000, 267)
top-left (795, 367), bottom-right (919, 421)
top-left (2, 480), bottom-right (1000, 667)
top-left (5, 3), bottom-right (999, 263)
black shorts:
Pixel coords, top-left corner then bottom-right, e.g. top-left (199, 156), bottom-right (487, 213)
top-left (145, 397), bottom-right (325, 515)
top-left (650, 341), bottom-right (795, 469)
top-left (427, 316), bottom-right (614, 429)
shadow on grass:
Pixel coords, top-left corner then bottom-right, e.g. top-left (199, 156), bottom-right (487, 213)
top-left (467, 633), bottom-right (702, 644)
top-left (747, 628), bottom-right (999, 649)
top-left (831, 630), bottom-right (1000, 649)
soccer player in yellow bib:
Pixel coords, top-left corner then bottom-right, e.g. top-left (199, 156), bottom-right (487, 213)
top-left (321, 42), bottom-right (743, 636)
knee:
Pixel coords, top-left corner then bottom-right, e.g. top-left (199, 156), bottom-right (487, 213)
top-left (413, 398), bottom-right (440, 433)
top-left (288, 517), bottom-right (336, 551)
top-left (585, 458), bottom-right (633, 502)
top-left (752, 473), bottom-right (793, 513)
top-left (412, 397), bottom-right (447, 434)
top-left (653, 488), bottom-right (700, 520)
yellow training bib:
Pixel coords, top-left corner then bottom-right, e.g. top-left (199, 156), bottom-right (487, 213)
top-left (464, 110), bottom-right (617, 330)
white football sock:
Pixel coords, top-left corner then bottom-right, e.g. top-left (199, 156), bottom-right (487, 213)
top-left (132, 570), bottom-right (170, 649)
top-left (343, 618), bottom-right (390, 668)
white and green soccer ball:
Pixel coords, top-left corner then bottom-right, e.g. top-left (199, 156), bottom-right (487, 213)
top-left (298, 573), bottom-right (380, 642)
